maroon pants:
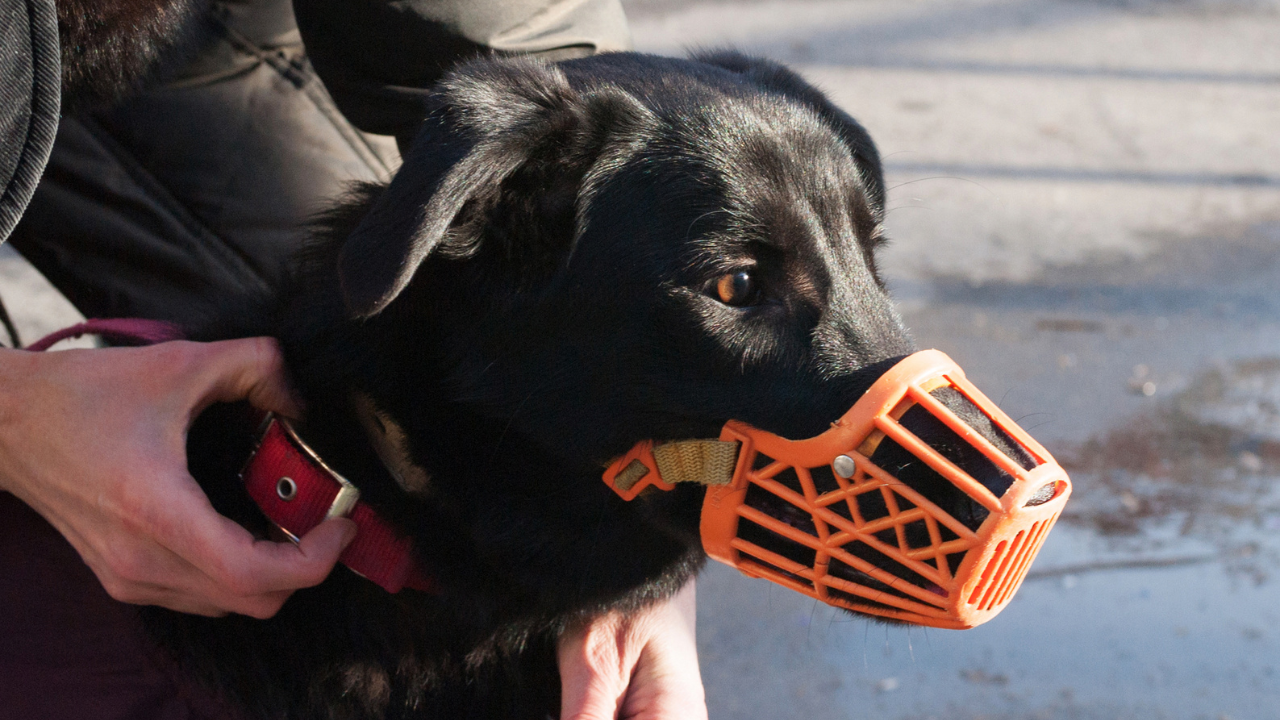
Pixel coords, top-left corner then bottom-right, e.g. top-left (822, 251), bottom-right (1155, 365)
top-left (0, 493), bottom-right (236, 719)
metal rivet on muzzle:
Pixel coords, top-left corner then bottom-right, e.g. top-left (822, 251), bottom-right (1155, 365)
top-left (276, 476), bottom-right (297, 501)
top-left (833, 454), bottom-right (857, 479)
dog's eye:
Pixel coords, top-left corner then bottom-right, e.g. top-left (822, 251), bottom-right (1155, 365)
top-left (713, 271), bottom-right (759, 307)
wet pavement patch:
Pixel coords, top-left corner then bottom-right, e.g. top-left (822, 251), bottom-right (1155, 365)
top-left (1034, 318), bottom-right (1106, 333)
top-left (1059, 357), bottom-right (1280, 583)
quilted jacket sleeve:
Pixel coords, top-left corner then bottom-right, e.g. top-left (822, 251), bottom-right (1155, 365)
top-left (291, 0), bottom-right (632, 143)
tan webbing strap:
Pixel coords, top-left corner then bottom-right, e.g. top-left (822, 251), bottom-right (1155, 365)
top-left (613, 459), bottom-right (651, 492)
top-left (654, 440), bottom-right (740, 487)
top-left (611, 439), bottom-right (740, 493)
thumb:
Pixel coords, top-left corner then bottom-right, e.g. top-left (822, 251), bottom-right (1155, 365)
top-left (193, 337), bottom-right (304, 418)
top-left (296, 518), bottom-right (359, 572)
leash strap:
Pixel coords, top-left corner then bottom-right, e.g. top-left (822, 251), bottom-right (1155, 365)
top-left (24, 318), bottom-right (186, 351)
top-left (28, 319), bottom-right (435, 594)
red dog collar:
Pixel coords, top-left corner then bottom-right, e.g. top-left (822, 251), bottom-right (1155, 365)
top-left (241, 415), bottom-right (435, 594)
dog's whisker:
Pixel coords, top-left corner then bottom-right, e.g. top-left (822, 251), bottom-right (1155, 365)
top-left (885, 205), bottom-right (936, 215)
top-left (886, 175), bottom-right (995, 195)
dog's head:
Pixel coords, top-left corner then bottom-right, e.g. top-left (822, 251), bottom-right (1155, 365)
top-left (342, 51), bottom-right (911, 453)
top-left (300, 52), bottom-right (1041, 621)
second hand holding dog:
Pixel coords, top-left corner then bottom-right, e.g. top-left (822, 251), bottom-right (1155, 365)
top-left (559, 580), bottom-right (707, 720)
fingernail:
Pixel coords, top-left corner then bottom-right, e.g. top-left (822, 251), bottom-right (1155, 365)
top-left (333, 518), bottom-right (358, 548)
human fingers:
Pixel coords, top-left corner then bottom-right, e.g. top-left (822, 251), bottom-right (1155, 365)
top-left (0, 344), bottom-right (331, 618)
top-left (94, 567), bottom-right (291, 618)
top-left (185, 337), bottom-right (304, 419)
top-left (559, 580), bottom-right (704, 720)
top-left (199, 516), bottom-right (356, 610)
top-left (149, 586), bottom-right (293, 618)
top-left (52, 513), bottom-right (239, 617)
top-left (616, 582), bottom-right (706, 720)
top-left (157, 490), bottom-right (356, 616)
top-left (72, 478), bottom-right (354, 617)
top-left (558, 612), bottom-right (632, 720)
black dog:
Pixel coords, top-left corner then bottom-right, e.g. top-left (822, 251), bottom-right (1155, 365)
top-left (163, 50), bottom-right (1022, 719)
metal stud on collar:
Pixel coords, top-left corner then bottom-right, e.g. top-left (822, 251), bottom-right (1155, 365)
top-left (276, 476), bottom-right (297, 501)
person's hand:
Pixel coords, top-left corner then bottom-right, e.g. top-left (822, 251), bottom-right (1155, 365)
top-left (558, 580), bottom-right (707, 720)
top-left (0, 338), bottom-right (355, 618)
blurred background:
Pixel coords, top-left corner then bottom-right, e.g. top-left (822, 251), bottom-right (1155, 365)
top-left (3, 0), bottom-right (1277, 717)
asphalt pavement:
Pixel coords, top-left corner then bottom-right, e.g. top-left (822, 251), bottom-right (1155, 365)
top-left (621, 0), bottom-right (1280, 717)
top-left (3, 1), bottom-right (1278, 717)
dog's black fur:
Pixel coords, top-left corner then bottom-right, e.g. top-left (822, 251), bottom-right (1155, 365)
top-left (161, 51), bottom-right (1028, 719)
top-left (57, 0), bottom-right (214, 112)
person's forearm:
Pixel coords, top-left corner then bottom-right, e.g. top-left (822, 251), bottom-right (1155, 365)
top-left (0, 348), bottom-right (39, 485)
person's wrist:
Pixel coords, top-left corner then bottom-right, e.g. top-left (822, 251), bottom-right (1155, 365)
top-left (0, 347), bottom-right (41, 495)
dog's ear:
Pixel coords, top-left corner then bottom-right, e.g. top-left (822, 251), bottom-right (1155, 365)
top-left (338, 58), bottom-right (655, 318)
top-left (337, 59), bottom-right (575, 318)
top-left (694, 50), bottom-right (886, 217)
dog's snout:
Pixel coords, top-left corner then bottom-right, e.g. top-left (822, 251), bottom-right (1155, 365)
top-left (867, 386), bottom-right (1036, 531)
top-left (689, 350), bottom-right (1068, 628)
top-left (811, 304), bottom-right (914, 382)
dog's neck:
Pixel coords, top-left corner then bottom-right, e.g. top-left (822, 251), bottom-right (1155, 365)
top-left (275, 252), bottom-right (703, 609)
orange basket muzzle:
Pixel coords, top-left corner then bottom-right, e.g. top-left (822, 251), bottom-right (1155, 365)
top-left (603, 349), bottom-right (1070, 629)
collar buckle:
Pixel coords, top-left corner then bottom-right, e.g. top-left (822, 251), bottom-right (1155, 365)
top-left (244, 413), bottom-right (361, 541)
top-left (272, 415), bottom-right (361, 520)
